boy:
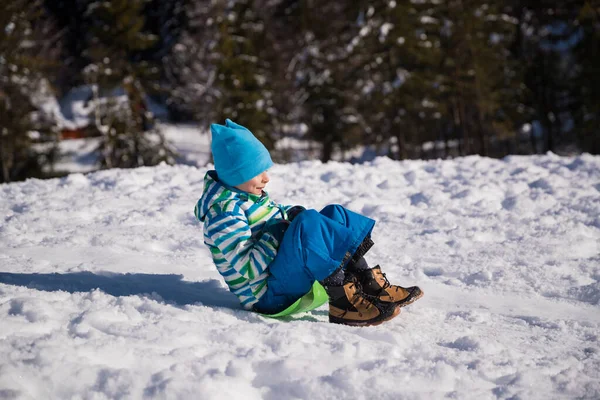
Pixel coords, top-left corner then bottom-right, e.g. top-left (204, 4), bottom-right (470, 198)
top-left (195, 119), bottom-right (423, 326)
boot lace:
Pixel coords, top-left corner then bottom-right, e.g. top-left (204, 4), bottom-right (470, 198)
top-left (347, 279), bottom-right (375, 314)
top-left (375, 268), bottom-right (405, 295)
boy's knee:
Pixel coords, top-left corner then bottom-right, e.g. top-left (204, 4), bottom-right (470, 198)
top-left (320, 204), bottom-right (344, 218)
top-left (296, 209), bottom-right (320, 223)
top-left (293, 209), bottom-right (324, 234)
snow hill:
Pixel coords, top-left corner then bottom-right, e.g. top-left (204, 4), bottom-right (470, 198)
top-left (1, 154), bottom-right (599, 399)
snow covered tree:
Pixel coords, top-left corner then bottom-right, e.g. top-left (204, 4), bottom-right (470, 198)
top-left (351, 1), bottom-right (529, 159)
top-left (211, 1), bottom-right (279, 147)
top-left (428, 1), bottom-right (525, 157)
top-left (514, 0), bottom-right (593, 154)
top-left (82, 0), bottom-right (175, 169)
top-left (572, 0), bottom-right (600, 154)
top-left (43, 0), bottom-right (90, 93)
top-left (0, 0), bottom-right (62, 183)
top-left (161, 0), bottom-right (216, 122)
top-left (141, 0), bottom-right (188, 120)
top-left (344, 1), bottom-right (445, 159)
top-left (165, 0), bottom-right (281, 148)
top-left (270, 1), bottom-right (366, 162)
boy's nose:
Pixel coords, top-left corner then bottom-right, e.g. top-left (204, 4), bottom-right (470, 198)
top-left (261, 172), bottom-right (270, 183)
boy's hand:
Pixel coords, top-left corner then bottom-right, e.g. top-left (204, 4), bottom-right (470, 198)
top-left (263, 219), bottom-right (291, 243)
top-left (287, 205), bottom-right (306, 221)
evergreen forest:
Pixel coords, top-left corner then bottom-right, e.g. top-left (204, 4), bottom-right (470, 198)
top-left (1, 0), bottom-right (599, 182)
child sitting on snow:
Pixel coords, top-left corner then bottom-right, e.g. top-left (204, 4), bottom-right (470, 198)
top-left (194, 119), bottom-right (423, 326)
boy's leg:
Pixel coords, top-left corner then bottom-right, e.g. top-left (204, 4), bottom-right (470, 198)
top-left (254, 208), bottom-right (402, 325)
top-left (319, 204), bottom-right (375, 242)
top-left (319, 204), bottom-right (376, 267)
top-left (320, 204), bottom-right (424, 307)
top-left (254, 209), bottom-right (364, 314)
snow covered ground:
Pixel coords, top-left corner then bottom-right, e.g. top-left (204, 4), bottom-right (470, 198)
top-left (1, 153), bottom-right (599, 399)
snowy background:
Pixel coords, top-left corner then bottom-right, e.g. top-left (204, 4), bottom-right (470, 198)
top-left (1, 137), bottom-right (599, 398)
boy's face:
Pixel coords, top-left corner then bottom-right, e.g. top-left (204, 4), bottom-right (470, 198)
top-left (235, 171), bottom-right (270, 195)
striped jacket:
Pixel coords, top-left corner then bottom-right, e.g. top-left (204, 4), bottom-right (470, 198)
top-left (194, 170), bottom-right (290, 309)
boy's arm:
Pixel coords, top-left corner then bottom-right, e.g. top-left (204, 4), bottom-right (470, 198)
top-left (205, 211), bottom-right (278, 280)
top-left (280, 204), bottom-right (301, 212)
top-left (279, 204), bottom-right (306, 221)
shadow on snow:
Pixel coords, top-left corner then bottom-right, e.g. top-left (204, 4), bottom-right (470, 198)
top-left (0, 271), bottom-right (241, 310)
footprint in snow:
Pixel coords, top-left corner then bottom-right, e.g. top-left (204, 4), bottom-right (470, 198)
top-left (439, 336), bottom-right (480, 352)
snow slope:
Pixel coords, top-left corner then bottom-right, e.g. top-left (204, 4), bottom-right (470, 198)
top-left (0, 154), bottom-right (599, 399)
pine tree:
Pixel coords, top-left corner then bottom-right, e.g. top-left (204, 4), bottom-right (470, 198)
top-left (573, 0), bottom-right (600, 153)
top-left (210, 1), bottom-right (278, 147)
top-left (142, 0), bottom-right (189, 120)
top-left (303, 0), bottom-right (525, 160)
top-left (161, 0), bottom-right (217, 122)
top-left (428, 0), bottom-right (526, 157)
top-left (165, 0), bottom-right (281, 150)
top-left (271, 1), bottom-right (366, 162)
top-left (348, 1), bottom-right (445, 159)
top-left (0, 0), bottom-right (61, 182)
top-left (83, 0), bottom-right (175, 169)
top-left (43, 0), bottom-right (90, 93)
top-left (516, 1), bottom-right (587, 154)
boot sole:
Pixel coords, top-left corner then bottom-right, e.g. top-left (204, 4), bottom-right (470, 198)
top-left (329, 305), bottom-right (401, 327)
top-left (383, 287), bottom-right (424, 308)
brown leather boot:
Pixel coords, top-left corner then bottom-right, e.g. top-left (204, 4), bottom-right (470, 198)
top-left (358, 265), bottom-right (423, 307)
top-left (325, 276), bottom-right (401, 326)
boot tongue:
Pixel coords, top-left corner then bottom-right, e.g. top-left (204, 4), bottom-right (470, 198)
top-left (345, 276), bottom-right (361, 295)
top-left (373, 266), bottom-right (391, 289)
top-left (345, 279), bottom-right (373, 310)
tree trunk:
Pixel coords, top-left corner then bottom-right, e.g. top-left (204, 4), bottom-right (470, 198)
top-left (0, 146), bottom-right (9, 183)
top-left (472, 71), bottom-right (488, 156)
top-left (443, 120), bottom-right (450, 158)
top-left (539, 56), bottom-right (555, 153)
top-left (476, 111), bottom-right (488, 157)
top-left (530, 129), bottom-right (538, 154)
top-left (458, 96), bottom-right (469, 155)
top-left (451, 99), bottom-right (463, 156)
top-left (396, 130), bottom-right (407, 160)
top-left (543, 115), bottom-right (554, 153)
top-left (321, 138), bottom-right (333, 162)
top-left (0, 134), bottom-right (12, 183)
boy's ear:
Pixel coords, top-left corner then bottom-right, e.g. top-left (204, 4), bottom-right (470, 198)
top-left (225, 119), bottom-right (250, 132)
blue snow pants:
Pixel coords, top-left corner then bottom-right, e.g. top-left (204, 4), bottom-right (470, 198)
top-left (252, 204), bottom-right (375, 314)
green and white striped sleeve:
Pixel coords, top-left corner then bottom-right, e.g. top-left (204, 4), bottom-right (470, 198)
top-left (205, 210), bottom-right (278, 280)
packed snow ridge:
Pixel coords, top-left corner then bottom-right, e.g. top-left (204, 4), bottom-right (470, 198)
top-left (1, 154), bottom-right (599, 399)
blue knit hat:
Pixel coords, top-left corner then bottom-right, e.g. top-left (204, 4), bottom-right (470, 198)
top-left (210, 119), bottom-right (273, 187)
